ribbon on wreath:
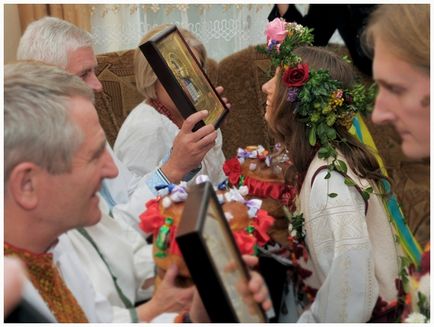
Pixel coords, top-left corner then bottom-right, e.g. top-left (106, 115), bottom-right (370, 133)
top-left (350, 113), bottom-right (422, 266)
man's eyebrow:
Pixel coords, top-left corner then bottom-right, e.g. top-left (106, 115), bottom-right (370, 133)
top-left (78, 68), bottom-right (92, 75)
top-left (78, 65), bottom-right (97, 76)
top-left (91, 139), bottom-right (107, 160)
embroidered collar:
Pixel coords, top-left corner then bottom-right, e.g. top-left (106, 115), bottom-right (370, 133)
top-left (148, 98), bottom-right (179, 127)
top-left (4, 242), bottom-right (88, 322)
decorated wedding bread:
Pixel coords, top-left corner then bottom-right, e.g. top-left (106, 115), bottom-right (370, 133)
top-left (223, 145), bottom-right (297, 246)
top-left (139, 176), bottom-right (275, 287)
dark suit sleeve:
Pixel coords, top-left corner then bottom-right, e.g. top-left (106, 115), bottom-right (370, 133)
top-left (301, 5), bottom-right (343, 46)
top-left (268, 4), bottom-right (303, 22)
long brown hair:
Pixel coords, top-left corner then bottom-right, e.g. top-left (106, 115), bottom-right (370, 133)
top-left (267, 46), bottom-right (385, 186)
top-left (364, 4), bottom-right (429, 75)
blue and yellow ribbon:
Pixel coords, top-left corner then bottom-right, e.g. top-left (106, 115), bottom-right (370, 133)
top-left (350, 114), bottom-right (422, 266)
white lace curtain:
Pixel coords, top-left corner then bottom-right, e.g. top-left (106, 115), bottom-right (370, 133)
top-left (90, 4), bottom-right (275, 61)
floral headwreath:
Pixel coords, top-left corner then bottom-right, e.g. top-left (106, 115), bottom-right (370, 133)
top-left (258, 18), bottom-right (376, 154)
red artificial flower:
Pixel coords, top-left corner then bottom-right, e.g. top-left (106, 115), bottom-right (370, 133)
top-left (296, 265), bottom-right (312, 279)
top-left (281, 186), bottom-right (298, 207)
top-left (243, 176), bottom-right (285, 200)
top-left (252, 209), bottom-right (275, 246)
top-left (282, 63), bottom-right (309, 87)
top-left (233, 231), bottom-right (256, 255)
top-left (168, 227), bottom-right (182, 256)
top-left (420, 243), bottom-right (430, 275)
top-left (139, 199), bottom-right (164, 235)
top-left (223, 157), bottom-right (242, 185)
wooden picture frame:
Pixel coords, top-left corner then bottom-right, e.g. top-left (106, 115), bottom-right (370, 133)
top-left (176, 182), bottom-right (267, 323)
top-left (139, 25), bottom-right (229, 131)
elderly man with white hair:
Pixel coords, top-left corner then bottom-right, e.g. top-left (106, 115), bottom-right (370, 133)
top-left (17, 16), bottom-right (221, 230)
top-left (14, 16), bottom-right (213, 322)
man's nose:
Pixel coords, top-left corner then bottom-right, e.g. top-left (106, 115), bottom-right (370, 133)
top-left (88, 73), bottom-right (103, 93)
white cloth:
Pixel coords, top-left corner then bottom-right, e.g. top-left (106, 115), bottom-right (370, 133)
top-left (66, 202), bottom-right (155, 322)
top-left (287, 153), bottom-right (402, 323)
top-left (114, 101), bottom-right (227, 186)
top-left (102, 144), bottom-right (158, 234)
top-left (21, 232), bottom-right (176, 323)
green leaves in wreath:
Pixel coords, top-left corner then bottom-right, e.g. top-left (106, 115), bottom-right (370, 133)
top-left (349, 82), bottom-right (378, 116)
top-left (334, 159), bottom-right (348, 174)
top-left (399, 255), bottom-right (412, 291)
top-left (318, 144), bottom-right (336, 159)
top-left (418, 292), bottom-right (430, 319)
top-left (361, 186), bottom-right (373, 201)
top-left (297, 69), bottom-right (377, 152)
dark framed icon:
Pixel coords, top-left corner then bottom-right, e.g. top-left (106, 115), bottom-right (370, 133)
top-left (5, 299), bottom-right (54, 323)
top-left (139, 25), bottom-right (229, 131)
top-left (176, 182), bottom-right (267, 323)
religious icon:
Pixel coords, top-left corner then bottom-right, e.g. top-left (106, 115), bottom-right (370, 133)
top-left (140, 25), bottom-right (228, 131)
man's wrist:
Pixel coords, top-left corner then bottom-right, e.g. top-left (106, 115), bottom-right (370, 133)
top-left (160, 163), bottom-right (183, 184)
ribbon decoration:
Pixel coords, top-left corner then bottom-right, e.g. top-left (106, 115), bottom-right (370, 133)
top-left (169, 184), bottom-right (188, 202)
top-left (195, 174), bottom-right (210, 184)
top-left (350, 113), bottom-right (422, 266)
top-left (245, 199), bottom-right (263, 218)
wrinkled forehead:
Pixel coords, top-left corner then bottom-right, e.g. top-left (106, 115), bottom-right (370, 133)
top-left (65, 46), bottom-right (97, 74)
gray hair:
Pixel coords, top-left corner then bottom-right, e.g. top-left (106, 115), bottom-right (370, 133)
top-left (17, 16), bottom-right (93, 68)
top-left (4, 62), bottom-right (95, 182)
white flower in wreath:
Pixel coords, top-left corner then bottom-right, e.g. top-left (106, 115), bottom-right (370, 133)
top-left (404, 312), bottom-right (428, 323)
top-left (418, 274), bottom-right (430, 302)
top-left (408, 272), bottom-right (430, 314)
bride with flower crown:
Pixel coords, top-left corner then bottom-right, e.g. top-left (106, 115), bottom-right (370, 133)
top-left (258, 18), bottom-right (422, 322)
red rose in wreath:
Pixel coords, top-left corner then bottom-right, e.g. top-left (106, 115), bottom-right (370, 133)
top-left (282, 63), bottom-right (309, 87)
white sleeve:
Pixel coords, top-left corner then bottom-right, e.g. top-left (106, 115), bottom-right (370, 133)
top-left (198, 128), bottom-right (226, 184)
top-left (103, 144), bottom-right (162, 235)
top-left (149, 312), bottom-right (178, 323)
top-left (53, 236), bottom-right (114, 323)
top-left (114, 105), bottom-right (177, 178)
top-left (297, 170), bottom-right (379, 323)
top-left (83, 214), bottom-right (155, 301)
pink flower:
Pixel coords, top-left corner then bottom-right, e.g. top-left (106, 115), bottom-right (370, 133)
top-left (266, 18), bottom-right (288, 44)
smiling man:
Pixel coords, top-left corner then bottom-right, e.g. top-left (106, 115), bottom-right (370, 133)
top-left (4, 62), bottom-right (271, 324)
top-left (4, 62), bottom-right (199, 323)
top-left (4, 62), bottom-right (118, 322)
top-left (17, 16), bottom-right (219, 229)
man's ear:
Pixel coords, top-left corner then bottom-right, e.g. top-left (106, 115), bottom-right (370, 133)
top-left (6, 162), bottom-right (41, 210)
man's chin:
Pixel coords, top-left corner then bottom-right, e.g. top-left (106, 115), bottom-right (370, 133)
top-left (402, 141), bottom-right (429, 160)
top-left (84, 209), bottom-right (102, 227)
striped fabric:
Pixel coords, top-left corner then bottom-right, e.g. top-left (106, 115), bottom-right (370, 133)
top-left (350, 114), bottom-right (422, 266)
